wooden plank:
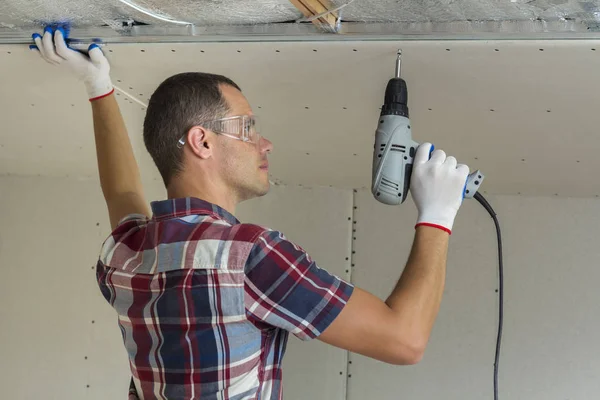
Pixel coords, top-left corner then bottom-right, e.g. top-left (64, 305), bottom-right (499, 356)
top-left (289, 0), bottom-right (338, 30)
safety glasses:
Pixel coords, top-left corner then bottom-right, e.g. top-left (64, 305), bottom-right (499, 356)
top-left (177, 115), bottom-right (261, 148)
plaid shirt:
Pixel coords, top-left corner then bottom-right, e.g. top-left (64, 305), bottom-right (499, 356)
top-left (96, 197), bottom-right (354, 400)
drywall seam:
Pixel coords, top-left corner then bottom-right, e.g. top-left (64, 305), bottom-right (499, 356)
top-left (343, 188), bottom-right (359, 396)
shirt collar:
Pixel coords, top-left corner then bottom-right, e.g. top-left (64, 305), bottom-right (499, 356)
top-left (150, 197), bottom-right (240, 225)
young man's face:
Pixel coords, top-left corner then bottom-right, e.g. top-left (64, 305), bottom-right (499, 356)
top-left (217, 84), bottom-right (273, 202)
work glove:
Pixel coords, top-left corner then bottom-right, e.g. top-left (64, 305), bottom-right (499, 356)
top-left (410, 142), bottom-right (469, 235)
top-left (30, 26), bottom-right (114, 101)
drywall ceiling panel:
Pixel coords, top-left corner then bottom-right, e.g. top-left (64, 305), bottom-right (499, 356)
top-left (2, 39), bottom-right (600, 197)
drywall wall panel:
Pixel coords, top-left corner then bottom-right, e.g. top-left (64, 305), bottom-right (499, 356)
top-left (348, 189), bottom-right (600, 400)
top-left (0, 176), bottom-right (166, 400)
top-left (0, 176), bottom-right (351, 400)
top-left (238, 184), bottom-right (354, 400)
top-left (3, 39), bottom-right (600, 197)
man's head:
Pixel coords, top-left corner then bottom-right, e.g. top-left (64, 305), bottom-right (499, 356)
top-left (143, 72), bottom-right (273, 205)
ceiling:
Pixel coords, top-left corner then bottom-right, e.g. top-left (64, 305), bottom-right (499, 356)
top-left (2, 0), bottom-right (600, 40)
top-left (1, 0), bottom-right (598, 27)
top-left (2, 39), bottom-right (600, 197)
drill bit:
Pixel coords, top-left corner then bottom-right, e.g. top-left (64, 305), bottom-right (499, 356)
top-left (395, 49), bottom-right (402, 78)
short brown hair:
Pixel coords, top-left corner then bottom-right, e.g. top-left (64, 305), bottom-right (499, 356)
top-left (143, 72), bottom-right (242, 186)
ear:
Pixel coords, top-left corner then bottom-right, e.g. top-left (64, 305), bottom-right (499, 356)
top-left (186, 126), bottom-right (213, 160)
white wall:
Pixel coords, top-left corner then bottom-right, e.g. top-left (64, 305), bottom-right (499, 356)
top-left (1, 175), bottom-right (600, 399)
top-left (349, 190), bottom-right (600, 400)
top-left (0, 176), bottom-right (352, 400)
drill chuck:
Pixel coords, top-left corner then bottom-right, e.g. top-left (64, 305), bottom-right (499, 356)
top-left (381, 78), bottom-right (409, 118)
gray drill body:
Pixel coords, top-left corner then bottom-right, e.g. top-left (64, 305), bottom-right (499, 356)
top-left (372, 114), bottom-right (418, 205)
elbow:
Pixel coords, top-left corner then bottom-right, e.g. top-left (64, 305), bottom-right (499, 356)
top-left (389, 338), bottom-right (427, 365)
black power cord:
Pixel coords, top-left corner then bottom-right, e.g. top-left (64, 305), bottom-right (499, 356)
top-left (473, 192), bottom-right (503, 400)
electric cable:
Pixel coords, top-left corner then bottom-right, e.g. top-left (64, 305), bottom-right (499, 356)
top-left (473, 192), bottom-right (503, 400)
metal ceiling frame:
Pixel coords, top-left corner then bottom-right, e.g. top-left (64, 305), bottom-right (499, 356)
top-left (2, 21), bottom-right (600, 44)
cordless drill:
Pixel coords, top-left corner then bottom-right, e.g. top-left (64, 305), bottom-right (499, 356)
top-left (371, 50), bottom-right (484, 205)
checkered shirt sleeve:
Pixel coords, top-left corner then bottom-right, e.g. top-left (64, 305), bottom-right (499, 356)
top-left (244, 229), bottom-right (354, 340)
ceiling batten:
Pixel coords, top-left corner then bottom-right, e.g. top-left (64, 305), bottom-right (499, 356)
top-left (289, 0), bottom-right (339, 32)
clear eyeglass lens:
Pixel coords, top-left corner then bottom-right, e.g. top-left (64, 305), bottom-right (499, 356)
top-left (210, 116), bottom-right (259, 143)
top-left (177, 116), bottom-right (261, 148)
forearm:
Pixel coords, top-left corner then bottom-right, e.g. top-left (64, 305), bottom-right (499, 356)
top-left (385, 226), bottom-right (449, 347)
top-left (91, 94), bottom-right (144, 200)
top-left (33, 27), bottom-right (150, 229)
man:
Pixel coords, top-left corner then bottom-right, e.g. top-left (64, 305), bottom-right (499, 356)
top-left (32, 27), bottom-right (469, 399)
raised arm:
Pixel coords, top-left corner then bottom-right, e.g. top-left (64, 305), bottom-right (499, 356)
top-left (32, 27), bottom-right (150, 229)
top-left (317, 143), bottom-right (469, 364)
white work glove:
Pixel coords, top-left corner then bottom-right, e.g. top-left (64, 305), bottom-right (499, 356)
top-left (31, 26), bottom-right (114, 101)
top-left (410, 143), bottom-right (470, 235)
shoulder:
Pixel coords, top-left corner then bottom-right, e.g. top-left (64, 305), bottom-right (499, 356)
top-left (229, 222), bottom-right (273, 244)
top-left (98, 214), bottom-right (150, 267)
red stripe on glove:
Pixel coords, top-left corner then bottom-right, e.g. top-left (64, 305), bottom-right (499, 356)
top-left (89, 88), bottom-right (115, 102)
top-left (415, 222), bottom-right (452, 235)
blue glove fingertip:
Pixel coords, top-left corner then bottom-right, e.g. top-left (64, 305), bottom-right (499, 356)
top-left (44, 26), bottom-right (54, 34)
top-left (88, 43), bottom-right (100, 51)
top-left (60, 23), bottom-right (71, 38)
top-left (56, 26), bottom-right (66, 37)
top-left (29, 44), bottom-right (38, 50)
top-left (32, 33), bottom-right (42, 40)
